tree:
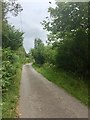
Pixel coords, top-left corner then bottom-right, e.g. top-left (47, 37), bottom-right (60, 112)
top-left (2, 0), bottom-right (25, 92)
top-left (44, 45), bottom-right (57, 65)
top-left (2, 0), bottom-right (23, 20)
top-left (31, 38), bottom-right (45, 65)
top-left (2, 22), bottom-right (24, 50)
top-left (2, 0), bottom-right (24, 50)
top-left (42, 2), bottom-right (88, 38)
top-left (41, 2), bottom-right (89, 79)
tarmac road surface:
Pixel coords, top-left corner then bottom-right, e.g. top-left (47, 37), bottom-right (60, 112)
top-left (19, 64), bottom-right (88, 118)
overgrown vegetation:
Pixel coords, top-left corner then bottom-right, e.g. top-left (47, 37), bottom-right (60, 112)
top-left (2, 0), bottom-right (26, 117)
top-left (33, 63), bottom-right (88, 105)
top-left (30, 2), bottom-right (89, 105)
top-left (2, 67), bottom-right (22, 118)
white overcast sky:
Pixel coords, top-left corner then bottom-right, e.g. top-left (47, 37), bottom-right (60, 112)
top-left (8, 0), bottom-right (56, 53)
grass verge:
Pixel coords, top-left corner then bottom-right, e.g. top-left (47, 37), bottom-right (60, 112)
top-left (2, 67), bottom-right (22, 118)
top-left (33, 63), bottom-right (88, 106)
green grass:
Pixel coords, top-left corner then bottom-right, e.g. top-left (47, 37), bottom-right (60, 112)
top-left (33, 63), bottom-right (88, 106)
top-left (2, 67), bottom-right (22, 118)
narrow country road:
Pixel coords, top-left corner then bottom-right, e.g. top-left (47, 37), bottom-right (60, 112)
top-left (19, 64), bottom-right (88, 118)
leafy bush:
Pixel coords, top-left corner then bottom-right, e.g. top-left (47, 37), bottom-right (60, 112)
top-left (2, 48), bottom-right (19, 92)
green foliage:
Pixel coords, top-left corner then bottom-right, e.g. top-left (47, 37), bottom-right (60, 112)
top-left (2, 0), bottom-right (26, 117)
top-left (2, 0), bottom-right (23, 20)
top-left (31, 38), bottom-right (58, 66)
top-left (31, 38), bottom-right (45, 65)
top-left (42, 2), bottom-right (88, 35)
top-left (44, 45), bottom-right (57, 65)
top-left (2, 47), bottom-right (25, 117)
top-left (2, 48), bottom-right (19, 92)
top-left (33, 63), bottom-right (88, 105)
top-left (2, 0), bottom-right (24, 93)
top-left (2, 68), bottom-right (22, 118)
top-left (41, 2), bottom-right (89, 80)
top-left (30, 3), bottom-right (89, 106)
top-left (2, 21), bottom-right (24, 50)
